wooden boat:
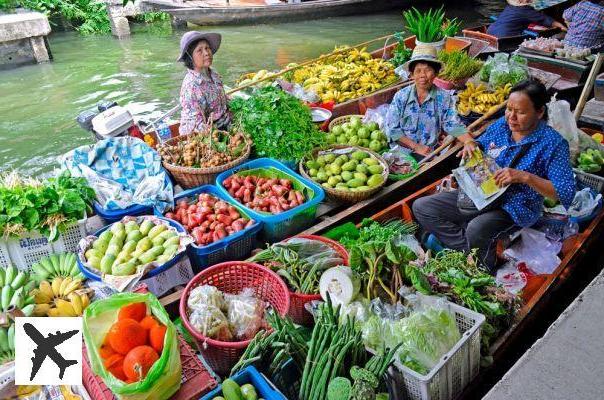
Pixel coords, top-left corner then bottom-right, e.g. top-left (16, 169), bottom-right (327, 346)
top-left (462, 24), bottom-right (560, 55)
top-left (144, 0), bottom-right (411, 26)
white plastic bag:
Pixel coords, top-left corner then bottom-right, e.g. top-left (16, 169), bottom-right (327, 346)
top-left (503, 228), bottom-right (562, 274)
top-left (363, 104), bottom-right (391, 129)
top-left (547, 96), bottom-right (580, 158)
top-left (495, 261), bottom-right (528, 294)
top-left (568, 188), bottom-right (601, 218)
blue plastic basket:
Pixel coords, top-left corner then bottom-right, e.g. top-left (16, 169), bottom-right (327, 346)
top-left (77, 216), bottom-right (186, 281)
top-left (154, 185), bottom-right (262, 272)
top-left (200, 366), bottom-right (287, 400)
top-left (216, 158), bottom-right (325, 243)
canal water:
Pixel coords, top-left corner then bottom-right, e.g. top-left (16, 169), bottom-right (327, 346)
top-left (0, 1), bottom-right (502, 176)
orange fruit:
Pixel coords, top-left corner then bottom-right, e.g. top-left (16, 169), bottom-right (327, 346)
top-left (107, 318), bottom-right (147, 355)
top-left (149, 325), bottom-right (166, 354)
top-left (118, 302), bottom-right (147, 322)
top-left (123, 346), bottom-right (159, 382)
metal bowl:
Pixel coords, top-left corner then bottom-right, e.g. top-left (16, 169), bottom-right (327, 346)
top-left (311, 107), bottom-right (332, 123)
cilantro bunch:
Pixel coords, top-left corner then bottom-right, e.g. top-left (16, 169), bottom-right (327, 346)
top-left (229, 87), bottom-right (326, 163)
top-left (0, 171), bottom-right (96, 241)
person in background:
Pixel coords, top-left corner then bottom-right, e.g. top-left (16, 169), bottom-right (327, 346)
top-left (563, 0), bottom-right (604, 49)
top-left (384, 45), bottom-right (466, 157)
top-left (487, 0), bottom-right (567, 38)
top-left (177, 31), bottom-right (232, 136)
top-left (412, 79), bottom-right (576, 272)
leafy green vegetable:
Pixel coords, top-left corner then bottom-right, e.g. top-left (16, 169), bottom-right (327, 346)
top-left (403, 7), bottom-right (460, 43)
top-left (437, 50), bottom-right (483, 82)
top-left (389, 32), bottom-right (413, 68)
top-left (0, 171), bottom-right (95, 241)
top-left (229, 87), bottom-right (326, 163)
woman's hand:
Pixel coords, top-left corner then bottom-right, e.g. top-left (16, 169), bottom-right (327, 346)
top-left (457, 140), bottom-right (478, 160)
top-left (494, 168), bottom-right (528, 187)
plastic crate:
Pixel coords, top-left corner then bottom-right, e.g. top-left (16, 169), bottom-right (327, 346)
top-left (77, 216), bottom-right (187, 281)
top-left (376, 301), bottom-right (485, 400)
top-left (216, 158), bottom-right (325, 243)
top-left (0, 217), bottom-right (87, 271)
top-left (574, 168), bottom-right (604, 193)
top-left (93, 202), bottom-right (153, 224)
top-left (82, 334), bottom-right (218, 400)
top-left (201, 366), bottom-right (287, 400)
top-left (154, 185), bottom-right (262, 272)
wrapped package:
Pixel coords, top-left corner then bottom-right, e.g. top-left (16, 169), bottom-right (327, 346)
top-left (187, 284), bottom-right (226, 311)
top-left (224, 288), bottom-right (266, 341)
top-left (189, 303), bottom-right (233, 341)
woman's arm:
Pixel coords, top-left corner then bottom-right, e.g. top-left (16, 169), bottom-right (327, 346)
top-left (493, 168), bottom-right (558, 198)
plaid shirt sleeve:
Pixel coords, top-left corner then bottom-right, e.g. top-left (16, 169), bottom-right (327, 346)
top-left (563, 4), bottom-right (577, 21)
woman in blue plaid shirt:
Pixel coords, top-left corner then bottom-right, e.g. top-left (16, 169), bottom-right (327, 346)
top-left (563, 0), bottom-right (604, 49)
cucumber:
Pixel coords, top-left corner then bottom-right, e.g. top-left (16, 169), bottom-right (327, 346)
top-left (240, 384), bottom-right (258, 400)
top-left (112, 261), bottom-right (137, 276)
top-left (92, 238), bottom-right (109, 254)
top-left (85, 249), bottom-right (102, 262)
top-left (162, 245), bottom-right (179, 259)
top-left (157, 230), bottom-right (176, 241)
top-left (138, 246), bottom-right (164, 264)
top-left (152, 235), bottom-right (167, 247)
top-left (221, 379), bottom-right (244, 400)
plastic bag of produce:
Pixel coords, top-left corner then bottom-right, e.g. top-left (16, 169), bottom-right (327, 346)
top-left (187, 284), bottom-right (226, 311)
top-left (225, 288), bottom-right (266, 340)
top-left (363, 104), bottom-right (390, 129)
top-left (60, 136), bottom-right (173, 212)
top-left (189, 303), bottom-right (233, 341)
top-left (547, 97), bottom-right (580, 159)
top-left (83, 292), bottom-right (181, 400)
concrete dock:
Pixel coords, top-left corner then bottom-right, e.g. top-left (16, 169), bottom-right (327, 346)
top-left (484, 267), bottom-right (604, 400)
top-left (0, 10), bottom-right (51, 69)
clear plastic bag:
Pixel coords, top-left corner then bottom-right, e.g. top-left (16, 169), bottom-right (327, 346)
top-left (225, 288), bottom-right (266, 341)
top-left (547, 96), bottom-right (580, 158)
top-left (187, 284), bottom-right (226, 311)
top-left (503, 228), bottom-right (562, 274)
top-left (189, 303), bottom-right (233, 341)
top-left (495, 261), bottom-right (528, 294)
top-left (363, 104), bottom-right (391, 129)
top-left (568, 187), bottom-right (601, 218)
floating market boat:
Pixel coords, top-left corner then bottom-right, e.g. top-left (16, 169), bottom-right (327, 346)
top-left (143, 0), bottom-right (411, 26)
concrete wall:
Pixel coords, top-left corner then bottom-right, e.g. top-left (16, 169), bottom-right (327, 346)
top-left (0, 11), bottom-right (52, 69)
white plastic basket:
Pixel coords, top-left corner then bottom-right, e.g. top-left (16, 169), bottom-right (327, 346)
top-left (376, 301), bottom-right (485, 400)
top-left (0, 217), bottom-right (88, 271)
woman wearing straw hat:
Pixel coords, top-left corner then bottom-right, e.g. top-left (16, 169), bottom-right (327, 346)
top-left (177, 31), bottom-right (232, 136)
top-left (384, 45), bottom-right (466, 157)
top-left (487, 0), bottom-right (566, 38)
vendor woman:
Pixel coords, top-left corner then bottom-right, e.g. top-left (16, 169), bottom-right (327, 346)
top-left (412, 79), bottom-right (576, 272)
top-left (177, 31), bottom-right (231, 135)
top-left (384, 45), bottom-right (466, 157)
top-left (487, 0), bottom-right (566, 38)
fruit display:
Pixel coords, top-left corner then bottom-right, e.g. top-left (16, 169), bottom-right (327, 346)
top-left (577, 148), bottom-right (604, 173)
top-left (555, 45), bottom-right (592, 62)
top-left (457, 82), bottom-right (512, 116)
top-left (327, 116), bottom-right (389, 153)
top-left (82, 218), bottom-right (185, 276)
top-left (303, 148), bottom-right (386, 192)
top-left (31, 276), bottom-right (91, 317)
top-left (222, 175), bottom-right (306, 214)
top-left (0, 266), bottom-right (35, 364)
top-left (158, 130), bottom-right (248, 168)
top-left (211, 378), bottom-right (261, 400)
top-left (164, 193), bottom-right (255, 247)
top-left (100, 302), bottom-right (166, 382)
top-left (286, 46), bottom-right (399, 104)
top-left (30, 253), bottom-right (84, 282)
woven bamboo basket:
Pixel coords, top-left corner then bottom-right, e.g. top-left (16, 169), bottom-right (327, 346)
top-left (328, 114), bottom-right (364, 132)
top-left (161, 132), bottom-right (251, 189)
top-left (299, 145), bottom-right (389, 203)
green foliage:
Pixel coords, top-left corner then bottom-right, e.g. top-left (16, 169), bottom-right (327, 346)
top-left (389, 32), bottom-right (412, 68)
top-left (437, 50), bottom-right (483, 82)
top-left (403, 6), bottom-right (461, 43)
top-left (134, 11), bottom-right (170, 23)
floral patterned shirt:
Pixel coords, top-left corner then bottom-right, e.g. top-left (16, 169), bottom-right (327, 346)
top-left (384, 85), bottom-right (465, 148)
top-left (179, 68), bottom-right (231, 135)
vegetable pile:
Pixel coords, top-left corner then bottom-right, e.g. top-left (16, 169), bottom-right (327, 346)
top-left (577, 148), bottom-right (604, 173)
top-left (437, 50), bottom-right (483, 82)
top-left (457, 82), bottom-right (511, 116)
top-left (100, 302), bottom-right (166, 382)
top-left (304, 150), bottom-right (386, 192)
top-left (84, 218), bottom-right (182, 276)
top-left (327, 116), bottom-right (389, 153)
top-left (158, 130), bottom-right (247, 168)
top-left (229, 87), bottom-right (326, 163)
top-left (212, 378), bottom-right (261, 400)
top-left (389, 34), bottom-right (412, 68)
top-left (222, 174), bottom-right (306, 214)
top-left (0, 171), bottom-right (95, 241)
top-left (479, 53), bottom-right (528, 88)
top-left (249, 237), bottom-right (345, 294)
top-left (186, 285), bottom-right (266, 342)
top-left (164, 193), bottom-right (255, 247)
top-left (403, 7), bottom-right (461, 43)
top-left (286, 46), bottom-right (399, 104)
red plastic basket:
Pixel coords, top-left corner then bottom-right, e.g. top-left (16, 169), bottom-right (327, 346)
top-left (285, 235), bottom-right (349, 326)
top-left (179, 261), bottom-right (291, 375)
top-left (82, 333), bottom-right (218, 400)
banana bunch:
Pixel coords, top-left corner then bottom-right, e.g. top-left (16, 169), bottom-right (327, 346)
top-left (30, 253), bottom-right (84, 282)
top-left (288, 46), bottom-right (398, 104)
top-left (0, 266), bottom-right (36, 364)
top-left (237, 69), bottom-right (275, 88)
top-left (457, 82), bottom-right (512, 115)
top-left (32, 276), bottom-right (91, 317)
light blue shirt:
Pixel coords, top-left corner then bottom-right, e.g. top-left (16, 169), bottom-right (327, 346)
top-left (384, 85), bottom-right (465, 149)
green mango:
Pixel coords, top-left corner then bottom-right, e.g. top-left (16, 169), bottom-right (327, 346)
top-left (124, 221), bottom-right (140, 234)
top-left (112, 261), bottom-right (137, 276)
top-left (110, 222), bottom-right (125, 235)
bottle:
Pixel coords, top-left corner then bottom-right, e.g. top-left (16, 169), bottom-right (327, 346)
top-left (156, 121), bottom-right (172, 143)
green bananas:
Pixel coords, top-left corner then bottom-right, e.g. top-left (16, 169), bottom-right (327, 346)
top-left (30, 253), bottom-right (84, 282)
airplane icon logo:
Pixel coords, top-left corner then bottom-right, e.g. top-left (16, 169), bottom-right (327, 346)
top-left (15, 317), bottom-right (82, 385)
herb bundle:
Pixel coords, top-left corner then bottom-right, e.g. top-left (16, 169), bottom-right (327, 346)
top-left (0, 171), bottom-right (95, 241)
top-left (229, 87), bottom-right (326, 163)
top-left (389, 32), bottom-right (413, 68)
top-left (437, 50), bottom-right (483, 82)
top-left (403, 7), bottom-right (461, 43)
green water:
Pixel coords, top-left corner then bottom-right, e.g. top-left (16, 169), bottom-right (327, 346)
top-left (0, 7), bottom-right (494, 176)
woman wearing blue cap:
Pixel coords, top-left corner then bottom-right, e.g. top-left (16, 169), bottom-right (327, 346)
top-left (177, 31), bottom-right (232, 136)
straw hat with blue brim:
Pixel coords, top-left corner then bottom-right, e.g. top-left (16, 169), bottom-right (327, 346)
top-left (177, 31), bottom-right (222, 62)
top-left (403, 44), bottom-right (444, 73)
